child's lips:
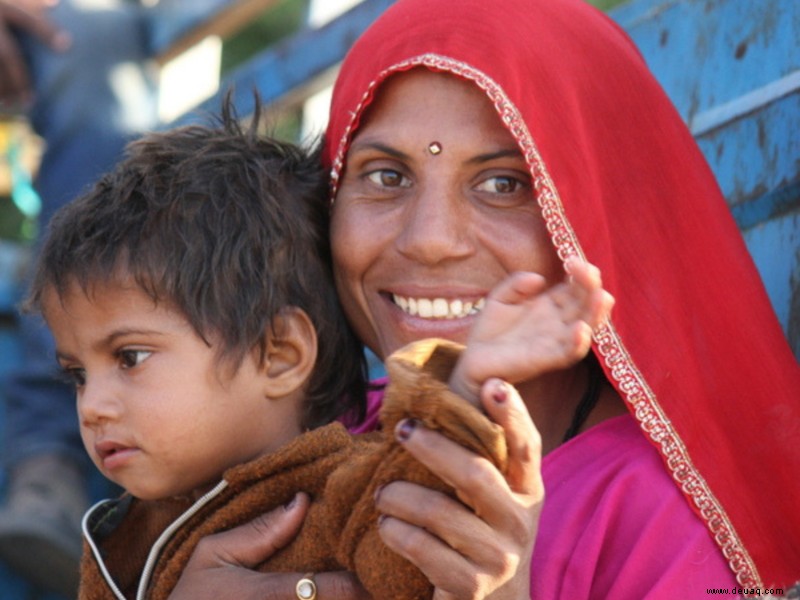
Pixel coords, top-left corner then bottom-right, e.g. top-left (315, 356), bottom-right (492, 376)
top-left (94, 440), bottom-right (138, 469)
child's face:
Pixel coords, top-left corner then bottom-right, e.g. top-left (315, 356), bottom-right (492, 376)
top-left (42, 279), bottom-right (303, 500)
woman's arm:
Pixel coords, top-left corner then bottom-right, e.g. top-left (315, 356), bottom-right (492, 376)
top-left (168, 493), bottom-right (371, 600)
top-left (169, 379), bottom-right (541, 600)
top-left (376, 378), bottom-right (543, 599)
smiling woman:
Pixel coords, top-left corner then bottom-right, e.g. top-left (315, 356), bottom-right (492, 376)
top-left (319, 0), bottom-right (800, 594)
top-left (331, 70), bottom-right (564, 362)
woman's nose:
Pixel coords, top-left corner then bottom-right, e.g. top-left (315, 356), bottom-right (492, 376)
top-left (395, 184), bottom-right (474, 265)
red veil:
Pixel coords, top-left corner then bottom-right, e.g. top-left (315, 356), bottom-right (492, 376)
top-left (323, 0), bottom-right (800, 589)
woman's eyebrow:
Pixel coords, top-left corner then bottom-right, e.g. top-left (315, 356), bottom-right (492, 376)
top-left (468, 148), bottom-right (525, 164)
top-left (349, 140), bottom-right (410, 160)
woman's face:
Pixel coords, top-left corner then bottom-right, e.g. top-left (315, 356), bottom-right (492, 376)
top-left (331, 69), bottom-right (562, 360)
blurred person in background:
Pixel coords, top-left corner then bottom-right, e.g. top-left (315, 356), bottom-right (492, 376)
top-left (0, 0), bottom-right (231, 596)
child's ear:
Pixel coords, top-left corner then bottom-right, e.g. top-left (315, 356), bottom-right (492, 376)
top-left (261, 307), bottom-right (318, 399)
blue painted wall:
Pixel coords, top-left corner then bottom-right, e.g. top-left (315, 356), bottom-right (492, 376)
top-left (611, 0), bottom-right (799, 356)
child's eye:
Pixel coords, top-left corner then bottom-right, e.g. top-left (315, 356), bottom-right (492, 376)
top-left (61, 367), bottom-right (86, 388)
top-left (118, 349), bottom-right (152, 370)
top-left (366, 169), bottom-right (411, 188)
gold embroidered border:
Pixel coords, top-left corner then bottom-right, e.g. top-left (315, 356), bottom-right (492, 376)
top-left (328, 53), bottom-right (760, 589)
top-left (592, 325), bottom-right (759, 589)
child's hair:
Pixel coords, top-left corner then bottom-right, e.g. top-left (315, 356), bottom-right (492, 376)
top-left (26, 97), bottom-right (367, 429)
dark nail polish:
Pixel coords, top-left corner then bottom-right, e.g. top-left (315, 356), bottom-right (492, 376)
top-left (395, 418), bottom-right (418, 442)
top-left (492, 382), bottom-right (508, 403)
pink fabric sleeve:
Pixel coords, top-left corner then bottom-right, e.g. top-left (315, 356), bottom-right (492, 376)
top-left (341, 378), bottom-right (385, 434)
top-left (532, 415), bottom-right (739, 599)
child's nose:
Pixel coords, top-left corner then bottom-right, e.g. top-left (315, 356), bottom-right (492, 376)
top-left (77, 375), bottom-right (121, 426)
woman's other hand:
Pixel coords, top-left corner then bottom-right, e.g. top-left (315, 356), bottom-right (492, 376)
top-left (378, 379), bottom-right (542, 599)
top-left (168, 493), bottom-right (371, 600)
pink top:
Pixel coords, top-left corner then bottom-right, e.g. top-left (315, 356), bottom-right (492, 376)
top-left (534, 414), bottom-right (737, 598)
top-left (344, 380), bottom-right (386, 435)
top-left (347, 390), bottom-right (739, 598)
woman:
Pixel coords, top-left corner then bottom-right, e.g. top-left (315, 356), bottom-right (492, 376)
top-left (171, 0), bottom-right (800, 597)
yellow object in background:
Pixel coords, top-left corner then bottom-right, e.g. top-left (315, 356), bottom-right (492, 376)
top-left (0, 118), bottom-right (42, 203)
top-left (0, 118), bottom-right (42, 242)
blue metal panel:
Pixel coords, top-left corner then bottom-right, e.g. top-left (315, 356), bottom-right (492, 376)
top-left (610, 0), bottom-right (800, 357)
top-left (698, 93), bottom-right (799, 224)
top-left (610, 0), bottom-right (799, 212)
top-left (743, 212), bottom-right (800, 341)
top-left (610, 0), bottom-right (799, 124)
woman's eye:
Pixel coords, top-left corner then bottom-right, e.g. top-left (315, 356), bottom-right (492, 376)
top-left (365, 169), bottom-right (411, 188)
top-left (61, 367), bottom-right (86, 388)
top-left (475, 175), bottom-right (525, 194)
top-left (118, 349), bottom-right (152, 370)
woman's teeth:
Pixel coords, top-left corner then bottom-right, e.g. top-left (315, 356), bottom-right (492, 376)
top-left (392, 294), bottom-right (485, 319)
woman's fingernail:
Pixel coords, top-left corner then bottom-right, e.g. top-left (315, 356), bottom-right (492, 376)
top-left (395, 418), bottom-right (418, 442)
top-left (377, 514), bottom-right (387, 527)
top-left (284, 493), bottom-right (298, 510)
top-left (492, 381), bottom-right (508, 404)
top-left (373, 485), bottom-right (384, 503)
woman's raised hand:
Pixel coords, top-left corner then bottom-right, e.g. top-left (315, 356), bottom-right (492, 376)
top-left (377, 379), bottom-right (543, 599)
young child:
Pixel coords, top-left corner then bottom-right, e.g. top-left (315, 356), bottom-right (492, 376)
top-left (25, 102), bottom-right (611, 600)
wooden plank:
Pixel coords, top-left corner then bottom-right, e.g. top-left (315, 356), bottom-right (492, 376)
top-left (172, 0), bottom-right (398, 123)
top-left (155, 0), bottom-right (283, 66)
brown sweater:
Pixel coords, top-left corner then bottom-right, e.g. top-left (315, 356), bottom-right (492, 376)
top-left (79, 339), bottom-right (508, 600)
